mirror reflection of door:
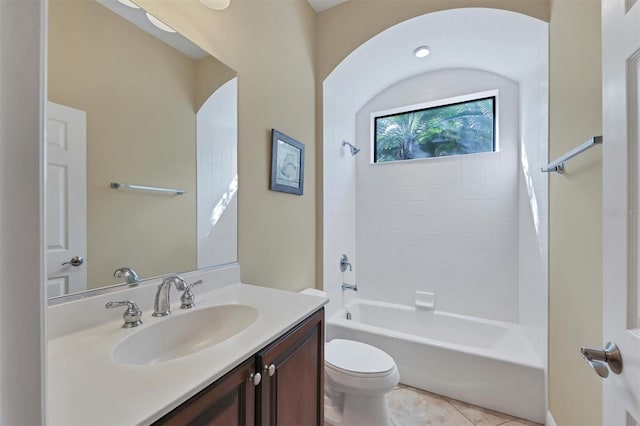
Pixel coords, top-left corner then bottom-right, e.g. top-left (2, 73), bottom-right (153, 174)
top-left (46, 102), bottom-right (87, 297)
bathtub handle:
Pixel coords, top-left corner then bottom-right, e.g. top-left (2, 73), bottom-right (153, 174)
top-left (264, 363), bottom-right (276, 377)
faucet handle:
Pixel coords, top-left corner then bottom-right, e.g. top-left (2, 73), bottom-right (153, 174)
top-left (180, 280), bottom-right (203, 309)
top-left (106, 300), bottom-right (142, 328)
top-left (339, 254), bottom-right (353, 272)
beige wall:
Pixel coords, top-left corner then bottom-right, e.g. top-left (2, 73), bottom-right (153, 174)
top-left (135, 0), bottom-right (317, 291)
top-left (49, 0), bottom-right (198, 289)
top-left (548, 0), bottom-right (603, 423)
top-left (195, 56), bottom-right (237, 111)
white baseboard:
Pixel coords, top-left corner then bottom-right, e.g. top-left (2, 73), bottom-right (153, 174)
top-left (546, 411), bottom-right (557, 426)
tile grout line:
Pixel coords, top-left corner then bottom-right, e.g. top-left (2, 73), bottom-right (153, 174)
top-left (446, 399), bottom-right (476, 426)
top-left (443, 396), bottom-right (519, 426)
top-left (394, 385), bottom-right (538, 426)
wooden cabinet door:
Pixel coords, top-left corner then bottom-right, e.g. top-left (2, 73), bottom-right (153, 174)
top-left (154, 357), bottom-right (256, 426)
top-left (257, 308), bottom-right (324, 426)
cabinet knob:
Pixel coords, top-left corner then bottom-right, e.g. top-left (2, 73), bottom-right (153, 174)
top-left (264, 363), bottom-right (276, 377)
top-left (248, 372), bottom-right (261, 386)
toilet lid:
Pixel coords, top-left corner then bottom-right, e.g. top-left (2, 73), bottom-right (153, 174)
top-left (325, 339), bottom-right (395, 376)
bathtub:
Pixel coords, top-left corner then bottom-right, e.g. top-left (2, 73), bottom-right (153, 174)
top-left (326, 299), bottom-right (545, 423)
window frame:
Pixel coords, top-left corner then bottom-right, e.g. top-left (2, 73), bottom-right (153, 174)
top-left (370, 90), bottom-right (499, 164)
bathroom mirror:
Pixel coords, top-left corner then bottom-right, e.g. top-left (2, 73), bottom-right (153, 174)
top-left (46, 0), bottom-right (238, 299)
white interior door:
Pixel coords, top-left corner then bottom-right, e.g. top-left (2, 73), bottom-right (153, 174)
top-left (46, 102), bottom-right (87, 297)
top-left (602, 0), bottom-right (640, 424)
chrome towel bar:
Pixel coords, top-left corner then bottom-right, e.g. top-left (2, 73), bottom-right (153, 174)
top-left (541, 136), bottom-right (602, 174)
top-left (110, 182), bottom-right (186, 195)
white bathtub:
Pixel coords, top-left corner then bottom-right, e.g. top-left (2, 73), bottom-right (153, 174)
top-left (326, 299), bottom-right (545, 423)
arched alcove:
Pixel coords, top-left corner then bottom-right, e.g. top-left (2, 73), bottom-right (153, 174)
top-left (322, 8), bottom-right (548, 422)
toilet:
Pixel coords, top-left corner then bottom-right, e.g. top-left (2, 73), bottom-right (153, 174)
top-left (324, 339), bottom-right (400, 425)
top-left (300, 289), bottom-right (400, 426)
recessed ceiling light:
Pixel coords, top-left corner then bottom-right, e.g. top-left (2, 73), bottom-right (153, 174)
top-left (199, 0), bottom-right (231, 10)
top-left (414, 46), bottom-right (431, 58)
top-left (117, 0), bottom-right (139, 8)
top-left (146, 13), bottom-right (176, 33)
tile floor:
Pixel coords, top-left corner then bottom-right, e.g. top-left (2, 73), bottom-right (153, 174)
top-left (326, 384), bottom-right (542, 426)
top-left (387, 385), bottom-right (541, 426)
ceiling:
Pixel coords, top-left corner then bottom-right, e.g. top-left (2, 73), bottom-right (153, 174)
top-left (324, 8), bottom-right (548, 113)
top-left (306, 0), bottom-right (348, 12)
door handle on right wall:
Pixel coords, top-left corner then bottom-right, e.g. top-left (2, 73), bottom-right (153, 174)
top-left (580, 341), bottom-right (623, 378)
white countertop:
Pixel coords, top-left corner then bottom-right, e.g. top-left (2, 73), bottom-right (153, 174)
top-left (48, 283), bottom-right (327, 425)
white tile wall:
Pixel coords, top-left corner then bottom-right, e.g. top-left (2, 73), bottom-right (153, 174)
top-left (324, 56), bottom-right (548, 359)
top-left (323, 86), bottom-right (357, 319)
top-left (518, 30), bottom-right (549, 365)
top-left (197, 78), bottom-right (238, 268)
top-left (355, 69), bottom-right (521, 322)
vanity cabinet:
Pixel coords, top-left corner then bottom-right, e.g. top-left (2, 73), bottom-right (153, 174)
top-left (155, 357), bottom-right (256, 425)
top-left (154, 308), bottom-right (324, 426)
top-left (257, 307), bottom-right (324, 426)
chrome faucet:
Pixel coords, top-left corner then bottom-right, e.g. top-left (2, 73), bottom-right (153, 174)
top-left (341, 282), bottom-right (358, 292)
top-left (153, 275), bottom-right (188, 317)
top-left (113, 267), bottom-right (140, 285)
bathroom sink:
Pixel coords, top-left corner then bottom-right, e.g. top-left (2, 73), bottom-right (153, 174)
top-left (112, 304), bottom-right (259, 365)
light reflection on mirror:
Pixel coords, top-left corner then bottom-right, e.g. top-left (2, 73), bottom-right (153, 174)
top-left (46, 0), bottom-right (238, 299)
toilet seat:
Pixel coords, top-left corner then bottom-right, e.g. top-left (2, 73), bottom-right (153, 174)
top-left (325, 339), bottom-right (395, 378)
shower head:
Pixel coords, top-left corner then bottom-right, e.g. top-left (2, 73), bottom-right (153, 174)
top-left (342, 140), bottom-right (361, 156)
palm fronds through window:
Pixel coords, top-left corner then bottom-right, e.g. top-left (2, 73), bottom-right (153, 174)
top-left (374, 96), bottom-right (495, 163)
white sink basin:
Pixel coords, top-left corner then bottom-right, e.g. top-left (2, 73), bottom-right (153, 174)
top-left (112, 304), bottom-right (259, 365)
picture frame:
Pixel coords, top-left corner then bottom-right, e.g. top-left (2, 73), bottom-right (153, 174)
top-left (270, 129), bottom-right (305, 195)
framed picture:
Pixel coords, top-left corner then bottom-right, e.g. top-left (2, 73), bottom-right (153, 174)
top-left (270, 129), bottom-right (305, 195)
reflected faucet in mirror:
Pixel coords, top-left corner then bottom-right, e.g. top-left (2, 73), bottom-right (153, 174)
top-left (113, 267), bottom-right (140, 285)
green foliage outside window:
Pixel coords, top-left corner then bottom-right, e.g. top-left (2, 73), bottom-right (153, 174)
top-left (374, 96), bottom-right (495, 162)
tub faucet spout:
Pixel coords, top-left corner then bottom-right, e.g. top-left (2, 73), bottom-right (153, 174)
top-left (341, 282), bottom-right (358, 292)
